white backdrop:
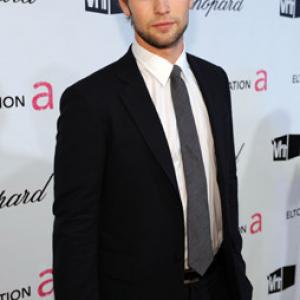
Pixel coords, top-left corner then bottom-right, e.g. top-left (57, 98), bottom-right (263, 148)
top-left (0, 1), bottom-right (300, 299)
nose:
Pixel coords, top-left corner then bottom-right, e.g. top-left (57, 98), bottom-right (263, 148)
top-left (154, 0), bottom-right (170, 15)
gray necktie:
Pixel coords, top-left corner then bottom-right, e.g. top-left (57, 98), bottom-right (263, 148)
top-left (170, 65), bottom-right (213, 275)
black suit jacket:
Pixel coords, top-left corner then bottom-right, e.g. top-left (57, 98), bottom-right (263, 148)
top-left (52, 48), bottom-right (253, 300)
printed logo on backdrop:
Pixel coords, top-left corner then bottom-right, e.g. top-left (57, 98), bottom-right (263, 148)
top-left (268, 265), bottom-right (296, 294)
top-left (192, 0), bottom-right (245, 17)
top-left (0, 174), bottom-right (53, 210)
top-left (38, 269), bottom-right (53, 298)
top-left (235, 143), bottom-right (247, 168)
top-left (0, 287), bottom-right (31, 300)
top-left (85, 0), bottom-right (122, 14)
top-left (292, 74), bottom-right (300, 83)
top-left (0, 268), bottom-right (53, 299)
top-left (286, 207), bottom-right (300, 219)
top-left (272, 134), bottom-right (300, 161)
top-left (239, 212), bottom-right (263, 235)
top-left (236, 143), bottom-right (246, 164)
top-left (0, 82), bottom-right (53, 111)
top-left (230, 70), bottom-right (268, 92)
top-left (0, 0), bottom-right (37, 4)
top-left (280, 0), bottom-right (300, 18)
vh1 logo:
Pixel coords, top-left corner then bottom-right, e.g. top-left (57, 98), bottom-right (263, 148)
top-left (267, 265), bottom-right (296, 294)
top-left (280, 0), bottom-right (300, 18)
top-left (85, 0), bottom-right (122, 14)
top-left (272, 134), bottom-right (300, 161)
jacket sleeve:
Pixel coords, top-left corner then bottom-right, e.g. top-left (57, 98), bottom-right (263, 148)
top-left (52, 85), bottom-right (108, 299)
top-left (218, 67), bottom-right (253, 300)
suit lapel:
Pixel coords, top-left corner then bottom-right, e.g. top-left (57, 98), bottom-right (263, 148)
top-left (115, 49), bottom-right (225, 206)
top-left (116, 48), bottom-right (181, 203)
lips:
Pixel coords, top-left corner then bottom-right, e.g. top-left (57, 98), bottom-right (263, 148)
top-left (152, 21), bottom-right (175, 32)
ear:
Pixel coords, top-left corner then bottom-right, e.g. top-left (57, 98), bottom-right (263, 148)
top-left (119, 0), bottom-right (131, 17)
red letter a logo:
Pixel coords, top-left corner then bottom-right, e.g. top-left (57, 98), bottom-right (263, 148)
top-left (32, 82), bottom-right (54, 110)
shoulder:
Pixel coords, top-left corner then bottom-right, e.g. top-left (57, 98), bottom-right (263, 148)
top-left (64, 56), bottom-right (124, 97)
top-left (186, 52), bottom-right (229, 83)
top-left (57, 53), bottom-right (132, 122)
top-left (58, 50), bottom-right (133, 114)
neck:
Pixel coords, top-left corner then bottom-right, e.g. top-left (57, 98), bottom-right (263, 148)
top-left (135, 34), bottom-right (184, 64)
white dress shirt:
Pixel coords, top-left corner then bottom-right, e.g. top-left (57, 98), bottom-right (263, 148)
top-left (132, 40), bottom-right (223, 270)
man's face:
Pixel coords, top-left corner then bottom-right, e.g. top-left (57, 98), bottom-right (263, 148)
top-left (119, 0), bottom-right (193, 49)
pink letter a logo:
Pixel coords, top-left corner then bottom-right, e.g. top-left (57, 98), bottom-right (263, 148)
top-left (32, 82), bottom-right (54, 110)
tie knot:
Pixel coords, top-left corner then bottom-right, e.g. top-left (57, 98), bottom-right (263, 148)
top-left (170, 65), bottom-right (182, 80)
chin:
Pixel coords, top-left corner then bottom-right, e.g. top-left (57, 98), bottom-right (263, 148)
top-left (154, 36), bottom-right (182, 49)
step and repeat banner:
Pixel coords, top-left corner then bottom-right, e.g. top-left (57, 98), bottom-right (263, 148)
top-left (0, 0), bottom-right (299, 299)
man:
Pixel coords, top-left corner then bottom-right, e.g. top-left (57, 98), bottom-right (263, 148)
top-left (52, 0), bottom-right (253, 299)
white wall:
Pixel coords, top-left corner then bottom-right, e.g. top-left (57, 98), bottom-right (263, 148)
top-left (0, 1), bottom-right (299, 299)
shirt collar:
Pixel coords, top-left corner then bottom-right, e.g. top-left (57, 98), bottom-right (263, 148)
top-left (132, 39), bottom-right (189, 86)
